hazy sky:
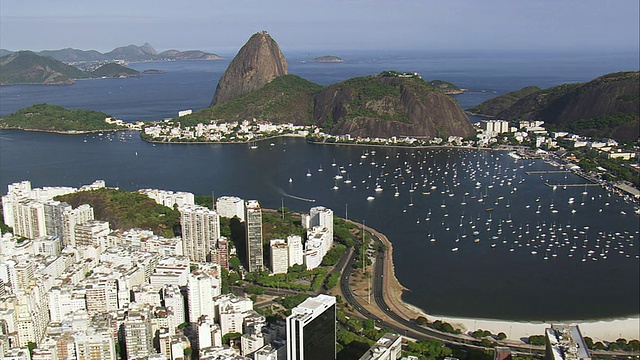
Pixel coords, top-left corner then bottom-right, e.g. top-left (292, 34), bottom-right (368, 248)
top-left (1, 0), bottom-right (639, 54)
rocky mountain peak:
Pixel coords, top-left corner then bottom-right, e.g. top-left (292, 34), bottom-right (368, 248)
top-left (210, 31), bottom-right (288, 106)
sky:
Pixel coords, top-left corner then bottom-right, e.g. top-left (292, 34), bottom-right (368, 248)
top-left (1, 0), bottom-right (639, 54)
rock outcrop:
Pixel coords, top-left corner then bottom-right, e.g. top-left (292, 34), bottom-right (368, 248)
top-left (312, 74), bottom-right (476, 139)
top-left (210, 31), bottom-right (288, 106)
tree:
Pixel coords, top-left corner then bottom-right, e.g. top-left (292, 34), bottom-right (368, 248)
top-left (415, 316), bottom-right (429, 326)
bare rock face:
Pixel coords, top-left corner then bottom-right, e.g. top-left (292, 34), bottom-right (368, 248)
top-left (210, 31), bottom-right (288, 106)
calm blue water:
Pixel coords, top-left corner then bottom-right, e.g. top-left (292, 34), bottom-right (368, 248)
top-left (1, 50), bottom-right (639, 321)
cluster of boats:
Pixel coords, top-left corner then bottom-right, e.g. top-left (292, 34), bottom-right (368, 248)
top-left (298, 148), bottom-right (639, 263)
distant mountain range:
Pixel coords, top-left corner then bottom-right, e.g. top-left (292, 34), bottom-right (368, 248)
top-left (0, 43), bottom-right (224, 63)
top-left (0, 51), bottom-right (141, 85)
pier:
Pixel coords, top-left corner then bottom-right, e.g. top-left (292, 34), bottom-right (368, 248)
top-left (525, 170), bottom-right (571, 174)
top-left (544, 183), bottom-right (601, 188)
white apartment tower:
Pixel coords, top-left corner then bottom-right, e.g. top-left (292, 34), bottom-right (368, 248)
top-left (287, 235), bottom-right (304, 267)
top-left (245, 200), bottom-right (264, 272)
top-left (63, 204), bottom-right (95, 247)
top-left (216, 196), bottom-right (246, 221)
top-left (269, 239), bottom-right (289, 275)
top-left (309, 206), bottom-right (333, 235)
top-left (187, 271), bottom-right (221, 322)
top-left (180, 205), bottom-right (220, 263)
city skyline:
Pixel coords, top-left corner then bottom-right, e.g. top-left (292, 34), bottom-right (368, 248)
top-left (1, 0), bottom-right (639, 54)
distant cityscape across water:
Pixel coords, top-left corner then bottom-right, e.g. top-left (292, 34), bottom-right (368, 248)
top-left (1, 50), bottom-right (639, 321)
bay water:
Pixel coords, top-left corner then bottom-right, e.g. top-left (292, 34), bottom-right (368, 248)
top-left (0, 50), bottom-right (638, 321)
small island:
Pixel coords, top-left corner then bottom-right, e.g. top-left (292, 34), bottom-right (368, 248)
top-left (0, 103), bottom-right (127, 133)
top-left (312, 55), bottom-right (344, 63)
top-left (429, 79), bottom-right (467, 95)
top-left (143, 69), bottom-right (167, 74)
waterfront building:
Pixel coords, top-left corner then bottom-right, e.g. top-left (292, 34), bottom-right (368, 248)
top-left (544, 325), bottom-right (591, 360)
top-left (269, 239), bottom-right (289, 275)
top-left (245, 201), bottom-right (264, 272)
top-left (358, 333), bottom-right (402, 360)
top-left (179, 205), bottom-right (220, 263)
top-left (287, 235), bottom-right (304, 267)
top-left (286, 294), bottom-right (336, 360)
top-left (308, 206), bottom-right (334, 238)
top-left (303, 227), bottom-right (332, 270)
top-left (138, 189), bottom-right (195, 209)
top-left (482, 120), bottom-right (510, 135)
top-left (216, 196), bottom-right (246, 222)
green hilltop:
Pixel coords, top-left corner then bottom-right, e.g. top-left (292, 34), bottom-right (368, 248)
top-left (468, 71), bottom-right (640, 140)
top-left (0, 103), bottom-right (126, 132)
top-left (176, 75), bottom-right (322, 127)
top-left (0, 51), bottom-right (86, 85)
top-left (55, 188), bottom-right (181, 238)
top-left (175, 71), bottom-right (475, 139)
top-left (0, 51), bottom-right (141, 85)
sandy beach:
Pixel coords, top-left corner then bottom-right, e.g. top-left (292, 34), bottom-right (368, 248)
top-left (405, 303), bottom-right (640, 342)
top-left (366, 224), bottom-right (640, 343)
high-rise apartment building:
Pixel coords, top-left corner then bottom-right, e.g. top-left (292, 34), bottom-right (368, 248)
top-left (216, 196), bottom-right (246, 221)
top-left (123, 307), bottom-right (154, 360)
top-left (187, 271), bottom-right (221, 322)
top-left (270, 239), bottom-right (289, 275)
top-left (245, 200), bottom-right (263, 272)
top-left (287, 235), bottom-right (304, 267)
top-left (286, 294), bottom-right (336, 360)
top-left (180, 205), bottom-right (220, 262)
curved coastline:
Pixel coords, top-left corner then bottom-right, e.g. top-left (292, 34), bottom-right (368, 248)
top-left (371, 222), bottom-right (640, 341)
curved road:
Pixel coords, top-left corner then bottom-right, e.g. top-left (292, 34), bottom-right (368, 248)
top-left (340, 224), bottom-right (547, 357)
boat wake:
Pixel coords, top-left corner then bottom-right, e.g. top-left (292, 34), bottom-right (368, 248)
top-left (274, 186), bottom-right (316, 203)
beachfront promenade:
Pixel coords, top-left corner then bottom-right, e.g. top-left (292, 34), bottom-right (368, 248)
top-left (339, 221), bottom-right (640, 358)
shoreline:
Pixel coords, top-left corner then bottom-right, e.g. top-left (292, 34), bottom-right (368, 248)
top-left (367, 222), bottom-right (640, 342)
top-left (0, 127), bottom-right (126, 135)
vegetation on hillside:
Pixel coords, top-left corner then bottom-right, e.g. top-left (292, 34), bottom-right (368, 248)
top-left (466, 86), bottom-right (542, 116)
top-left (55, 188), bottom-right (181, 237)
top-left (0, 51), bottom-right (143, 85)
top-left (91, 63), bottom-right (140, 78)
top-left (429, 79), bottom-right (464, 94)
top-left (0, 51), bottom-right (87, 85)
top-left (177, 75), bottom-right (322, 126)
top-left (0, 104), bottom-right (126, 132)
top-left (319, 73), bottom-right (440, 127)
